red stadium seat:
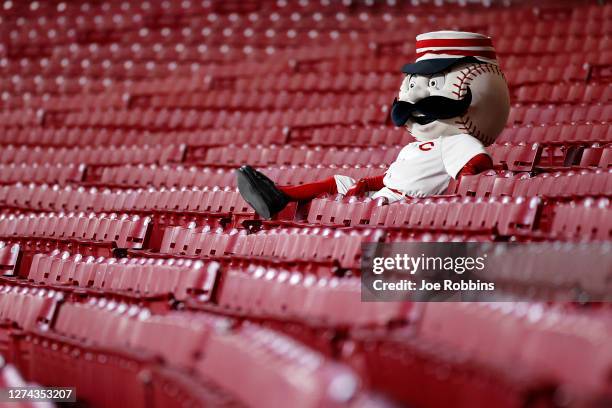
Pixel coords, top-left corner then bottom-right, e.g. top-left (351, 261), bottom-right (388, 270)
top-left (0, 242), bottom-right (20, 277)
top-left (1, 1), bottom-right (611, 406)
top-left (418, 302), bottom-right (612, 401)
top-left (549, 198), bottom-right (610, 240)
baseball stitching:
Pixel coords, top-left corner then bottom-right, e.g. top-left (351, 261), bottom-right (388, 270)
top-left (451, 63), bottom-right (506, 145)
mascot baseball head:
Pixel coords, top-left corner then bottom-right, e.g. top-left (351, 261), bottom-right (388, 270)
top-left (391, 31), bottom-right (510, 146)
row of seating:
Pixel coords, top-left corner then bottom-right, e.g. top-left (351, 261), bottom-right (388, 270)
top-left (313, 56), bottom-right (590, 82)
top-left (159, 226), bottom-right (384, 270)
top-left (507, 103), bottom-right (611, 125)
top-left (201, 143), bottom-right (607, 171)
top-left (1, 103), bottom-right (609, 133)
top-left (548, 198), bottom-right (610, 241)
top-left (454, 169), bottom-right (612, 199)
top-left (214, 264), bottom-right (410, 327)
top-left (3, 122), bottom-right (606, 150)
top-left (20, 298), bottom-right (233, 406)
top-left (0, 73), bottom-right (211, 98)
top-left (98, 163), bottom-right (386, 188)
top-left (0, 143), bottom-right (605, 176)
top-left (234, 72), bottom-right (402, 93)
top-left (495, 35), bottom-right (610, 54)
top-left (12, 25), bottom-right (607, 59)
top-left (201, 145), bottom-right (401, 167)
top-left (59, 105), bottom-right (386, 129)
top-left (231, 72), bottom-right (608, 98)
top-left (487, 19), bottom-right (612, 36)
top-left (305, 195), bottom-right (541, 237)
top-left (4, 79), bottom-right (610, 116)
top-left (8, 21), bottom-right (607, 53)
top-left (0, 163), bottom-right (84, 185)
top-left (0, 285), bottom-right (58, 332)
top-left (98, 161), bottom-right (610, 193)
top-left (141, 90), bottom-right (392, 111)
top-left (0, 109), bottom-right (42, 127)
top-left (26, 251), bottom-right (217, 302)
top-left (500, 51), bottom-right (612, 71)
top-left (6, 244), bottom-right (407, 328)
top-left (5, 1), bottom-right (607, 24)
top-left (0, 127), bottom-right (288, 148)
top-left (60, 24), bottom-right (610, 51)
top-left (196, 322), bottom-right (375, 408)
top-left (4, 92), bottom-right (127, 112)
top-left (478, 242), bottom-right (611, 299)
top-left (310, 126), bottom-right (413, 147)
top-left (498, 122), bottom-right (611, 144)
top-left (24, 296), bottom-right (378, 408)
top-left (0, 77), bottom-right (112, 98)
top-left (3, 173), bottom-right (602, 233)
top-left (0, 57), bottom-right (599, 102)
top-left (418, 302), bottom-right (612, 399)
top-left (0, 144), bottom-right (185, 165)
top-left (513, 83), bottom-right (611, 104)
top-left (352, 331), bottom-right (550, 408)
top-left (98, 164), bottom-right (238, 188)
top-left (0, 212), bottom-right (150, 250)
top-left (0, 184), bottom-right (252, 216)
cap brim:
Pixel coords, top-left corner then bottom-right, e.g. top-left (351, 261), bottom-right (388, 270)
top-left (401, 56), bottom-right (482, 75)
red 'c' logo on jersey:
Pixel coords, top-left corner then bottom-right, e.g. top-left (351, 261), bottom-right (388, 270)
top-left (418, 142), bottom-right (435, 151)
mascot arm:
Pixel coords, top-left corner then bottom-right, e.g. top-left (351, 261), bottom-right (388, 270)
top-left (456, 153), bottom-right (493, 179)
top-left (345, 174), bottom-right (386, 196)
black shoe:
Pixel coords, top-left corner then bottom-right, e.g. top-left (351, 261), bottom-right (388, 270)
top-left (236, 165), bottom-right (289, 219)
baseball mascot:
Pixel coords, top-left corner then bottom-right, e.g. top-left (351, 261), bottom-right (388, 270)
top-left (236, 31), bottom-right (510, 219)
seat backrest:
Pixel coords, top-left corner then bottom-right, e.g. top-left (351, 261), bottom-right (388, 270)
top-left (0, 242), bottom-right (20, 277)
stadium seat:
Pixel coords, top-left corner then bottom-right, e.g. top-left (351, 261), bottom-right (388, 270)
top-left (0, 1), bottom-right (611, 406)
top-left (27, 252), bottom-right (218, 302)
top-left (307, 196), bottom-right (542, 236)
top-left (0, 212), bottom-right (151, 253)
top-left (196, 323), bottom-right (364, 408)
top-left (0, 242), bottom-right (20, 277)
top-left (159, 225), bottom-right (384, 271)
top-left (549, 198), bottom-right (610, 241)
top-left (418, 302), bottom-right (612, 401)
top-left (213, 264), bottom-right (411, 327)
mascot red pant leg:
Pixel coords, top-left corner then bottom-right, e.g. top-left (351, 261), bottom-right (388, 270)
top-left (236, 153), bottom-right (491, 219)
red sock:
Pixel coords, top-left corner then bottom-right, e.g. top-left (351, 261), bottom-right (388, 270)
top-left (278, 177), bottom-right (338, 201)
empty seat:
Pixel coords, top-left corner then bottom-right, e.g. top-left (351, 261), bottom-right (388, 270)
top-left (549, 198), bottom-right (610, 240)
top-left (0, 145), bottom-right (185, 166)
top-left (202, 145), bottom-right (401, 167)
top-left (0, 213), bottom-right (151, 249)
top-left (0, 285), bottom-right (60, 331)
top-left (159, 226), bottom-right (384, 270)
top-left (196, 323), bottom-right (363, 408)
top-left (215, 264), bottom-right (411, 327)
top-left (308, 196), bottom-right (542, 236)
top-left (419, 302), bottom-right (612, 399)
top-left (27, 252), bottom-right (218, 301)
top-left (0, 163), bottom-right (85, 184)
top-left (488, 143), bottom-right (542, 171)
top-left (0, 242), bottom-right (20, 277)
